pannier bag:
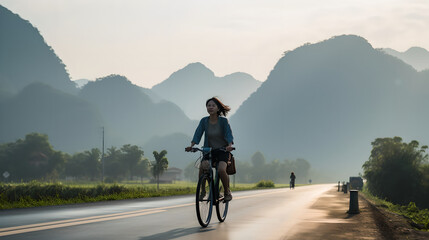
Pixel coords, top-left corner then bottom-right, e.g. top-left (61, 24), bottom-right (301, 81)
top-left (226, 153), bottom-right (236, 175)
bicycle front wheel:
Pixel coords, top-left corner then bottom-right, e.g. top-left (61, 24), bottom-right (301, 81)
top-left (196, 174), bottom-right (213, 227)
top-left (215, 177), bottom-right (229, 222)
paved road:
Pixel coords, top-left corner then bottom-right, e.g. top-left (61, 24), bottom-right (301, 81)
top-left (0, 184), bottom-right (333, 240)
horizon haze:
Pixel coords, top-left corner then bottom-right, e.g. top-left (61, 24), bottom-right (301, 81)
top-left (0, 0), bottom-right (428, 88)
top-left (1, 3), bottom-right (429, 183)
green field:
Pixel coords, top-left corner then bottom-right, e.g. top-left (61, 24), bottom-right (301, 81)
top-left (0, 180), bottom-right (293, 210)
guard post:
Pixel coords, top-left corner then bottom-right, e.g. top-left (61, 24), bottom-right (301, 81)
top-left (347, 190), bottom-right (360, 214)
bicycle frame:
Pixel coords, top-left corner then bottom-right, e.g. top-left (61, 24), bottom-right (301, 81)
top-left (192, 147), bottom-right (230, 227)
top-left (200, 148), bottom-right (224, 203)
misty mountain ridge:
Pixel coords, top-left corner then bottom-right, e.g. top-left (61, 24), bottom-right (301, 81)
top-left (0, 83), bottom-right (103, 152)
top-left (3, 5), bottom-right (429, 181)
top-left (383, 47), bottom-right (429, 71)
top-left (79, 75), bottom-right (196, 148)
top-left (0, 5), bottom-right (77, 95)
top-left (0, 5), bottom-right (247, 163)
top-left (151, 62), bottom-right (262, 119)
top-left (73, 78), bottom-right (165, 103)
top-left (231, 35), bottom-right (429, 181)
top-left (0, 4), bottom-right (197, 156)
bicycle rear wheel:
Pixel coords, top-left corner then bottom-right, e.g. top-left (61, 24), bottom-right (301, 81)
top-left (215, 177), bottom-right (229, 222)
top-left (196, 174), bottom-right (213, 227)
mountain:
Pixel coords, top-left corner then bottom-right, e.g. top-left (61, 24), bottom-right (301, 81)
top-left (141, 88), bottom-right (163, 103)
top-left (0, 6), bottom-right (198, 155)
top-left (231, 35), bottom-right (429, 181)
top-left (0, 83), bottom-right (103, 152)
top-left (383, 47), bottom-right (429, 71)
top-left (79, 75), bottom-right (196, 147)
top-left (0, 5), bottom-right (77, 94)
top-left (151, 62), bottom-right (261, 119)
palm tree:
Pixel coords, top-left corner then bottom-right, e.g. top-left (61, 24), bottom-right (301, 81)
top-left (152, 150), bottom-right (168, 190)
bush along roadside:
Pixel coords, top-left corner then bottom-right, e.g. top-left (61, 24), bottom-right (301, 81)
top-left (256, 180), bottom-right (275, 188)
top-left (362, 187), bottom-right (429, 231)
top-left (0, 181), bottom-right (290, 209)
top-left (392, 202), bottom-right (429, 230)
top-left (0, 181), bottom-right (194, 209)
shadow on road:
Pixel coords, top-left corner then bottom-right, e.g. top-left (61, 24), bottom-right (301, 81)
top-left (140, 226), bottom-right (215, 240)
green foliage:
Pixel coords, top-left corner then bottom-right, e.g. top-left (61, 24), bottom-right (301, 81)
top-left (400, 202), bottom-right (429, 230)
top-left (102, 145), bottom-right (148, 182)
top-left (362, 187), bottom-right (429, 230)
top-left (0, 134), bottom-right (150, 183)
top-left (121, 144), bottom-right (144, 180)
top-left (65, 148), bottom-right (101, 181)
top-left (0, 181), bottom-right (192, 209)
top-left (0, 133), bottom-right (66, 181)
top-left (256, 180), bottom-right (275, 188)
top-left (0, 132), bottom-right (311, 192)
top-left (362, 137), bottom-right (429, 208)
top-left (0, 181), bottom-right (292, 209)
top-left (152, 150), bottom-right (168, 190)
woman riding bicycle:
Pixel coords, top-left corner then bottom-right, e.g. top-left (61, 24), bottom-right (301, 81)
top-left (185, 97), bottom-right (234, 201)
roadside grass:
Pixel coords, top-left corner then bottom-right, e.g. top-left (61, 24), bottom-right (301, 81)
top-left (361, 186), bottom-right (429, 231)
top-left (0, 180), bottom-right (297, 209)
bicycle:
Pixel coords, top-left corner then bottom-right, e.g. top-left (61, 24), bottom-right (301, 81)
top-left (187, 146), bottom-right (235, 227)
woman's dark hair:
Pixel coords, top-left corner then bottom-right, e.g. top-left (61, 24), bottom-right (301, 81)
top-left (206, 97), bottom-right (231, 116)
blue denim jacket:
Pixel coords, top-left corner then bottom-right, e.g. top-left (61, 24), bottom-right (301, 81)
top-left (191, 116), bottom-right (234, 147)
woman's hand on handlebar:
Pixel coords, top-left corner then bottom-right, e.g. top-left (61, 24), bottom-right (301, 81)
top-left (226, 145), bottom-right (234, 152)
top-left (185, 142), bottom-right (196, 152)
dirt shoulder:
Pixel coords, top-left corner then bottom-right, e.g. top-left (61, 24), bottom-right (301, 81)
top-left (283, 186), bottom-right (429, 240)
top-left (362, 195), bottom-right (429, 240)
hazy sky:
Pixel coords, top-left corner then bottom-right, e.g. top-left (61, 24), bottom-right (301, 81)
top-left (1, 0), bottom-right (428, 88)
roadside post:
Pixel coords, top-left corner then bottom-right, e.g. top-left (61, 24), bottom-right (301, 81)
top-left (347, 190), bottom-right (360, 214)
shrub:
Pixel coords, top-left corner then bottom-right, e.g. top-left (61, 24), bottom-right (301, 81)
top-left (256, 180), bottom-right (275, 188)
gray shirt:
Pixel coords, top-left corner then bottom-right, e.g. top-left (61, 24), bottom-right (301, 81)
top-left (207, 120), bottom-right (228, 149)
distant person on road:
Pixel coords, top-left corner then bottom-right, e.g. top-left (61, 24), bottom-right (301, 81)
top-left (290, 172), bottom-right (296, 189)
top-left (185, 97), bottom-right (234, 201)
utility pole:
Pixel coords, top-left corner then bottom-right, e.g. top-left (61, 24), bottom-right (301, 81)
top-left (102, 126), bottom-right (105, 183)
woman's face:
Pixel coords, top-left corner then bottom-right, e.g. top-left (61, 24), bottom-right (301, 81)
top-left (206, 100), bottom-right (219, 115)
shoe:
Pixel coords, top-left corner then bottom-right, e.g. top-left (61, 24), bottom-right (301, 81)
top-left (224, 191), bottom-right (232, 202)
top-left (199, 191), bottom-right (206, 201)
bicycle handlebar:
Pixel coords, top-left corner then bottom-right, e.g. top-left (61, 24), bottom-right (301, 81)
top-left (185, 146), bottom-right (235, 153)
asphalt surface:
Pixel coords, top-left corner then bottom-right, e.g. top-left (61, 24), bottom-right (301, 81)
top-left (0, 184), bottom-right (335, 240)
top-left (285, 186), bottom-right (385, 240)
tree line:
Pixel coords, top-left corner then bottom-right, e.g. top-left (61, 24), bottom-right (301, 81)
top-left (184, 151), bottom-right (311, 184)
top-left (1, 132), bottom-right (311, 186)
top-left (363, 137), bottom-right (429, 209)
top-left (0, 133), bottom-right (168, 188)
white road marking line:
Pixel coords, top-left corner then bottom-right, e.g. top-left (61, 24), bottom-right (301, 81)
top-left (0, 189), bottom-right (288, 237)
top-left (0, 210), bottom-right (166, 237)
top-left (0, 202), bottom-right (194, 237)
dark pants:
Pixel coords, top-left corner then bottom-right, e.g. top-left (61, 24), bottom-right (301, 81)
top-left (203, 149), bottom-right (229, 166)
